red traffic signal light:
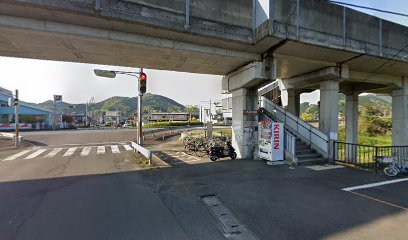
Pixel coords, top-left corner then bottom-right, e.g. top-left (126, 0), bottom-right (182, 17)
top-left (139, 72), bottom-right (147, 94)
top-left (140, 72), bottom-right (147, 81)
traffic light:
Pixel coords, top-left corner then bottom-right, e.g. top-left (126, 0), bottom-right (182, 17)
top-left (139, 72), bottom-right (147, 95)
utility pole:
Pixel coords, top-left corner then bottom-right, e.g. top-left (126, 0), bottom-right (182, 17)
top-left (209, 98), bottom-right (212, 122)
top-left (14, 90), bottom-right (20, 147)
top-left (53, 98), bottom-right (56, 130)
top-left (85, 102), bottom-right (88, 127)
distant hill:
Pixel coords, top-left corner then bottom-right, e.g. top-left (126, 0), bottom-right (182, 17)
top-left (38, 93), bottom-right (186, 115)
top-left (301, 93), bottom-right (392, 118)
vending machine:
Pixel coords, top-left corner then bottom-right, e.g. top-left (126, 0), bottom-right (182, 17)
top-left (258, 120), bottom-right (284, 163)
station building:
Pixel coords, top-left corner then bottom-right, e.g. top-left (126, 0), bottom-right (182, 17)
top-left (0, 87), bottom-right (52, 130)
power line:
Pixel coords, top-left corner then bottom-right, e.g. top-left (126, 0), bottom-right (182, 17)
top-left (328, 1), bottom-right (408, 18)
top-left (366, 43), bottom-right (408, 80)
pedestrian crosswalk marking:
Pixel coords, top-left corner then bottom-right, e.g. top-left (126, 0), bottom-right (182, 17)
top-left (97, 146), bottom-right (105, 154)
top-left (2, 144), bottom-right (133, 161)
top-left (3, 150), bottom-right (31, 161)
top-left (63, 147), bottom-right (77, 157)
top-left (123, 144), bottom-right (133, 151)
top-left (81, 147), bottom-right (92, 156)
top-left (111, 145), bottom-right (120, 154)
top-left (45, 148), bottom-right (63, 158)
top-left (25, 149), bottom-right (47, 159)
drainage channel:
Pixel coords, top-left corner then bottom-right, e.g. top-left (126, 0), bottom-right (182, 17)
top-left (201, 195), bottom-right (259, 240)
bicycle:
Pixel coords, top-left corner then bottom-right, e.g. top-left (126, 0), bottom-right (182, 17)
top-left (383, 158), bottom-right (408, 177)
top-left (195, 136), bottom-right (229, 157)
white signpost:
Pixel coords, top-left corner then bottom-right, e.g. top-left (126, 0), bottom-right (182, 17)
top-left (270, 122), bottom-right (284, 162)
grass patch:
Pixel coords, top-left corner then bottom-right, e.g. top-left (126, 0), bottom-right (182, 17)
top-left (183, 129), bottom-right (232, 140)
top-left (338, 124), bottom-right (391, 146)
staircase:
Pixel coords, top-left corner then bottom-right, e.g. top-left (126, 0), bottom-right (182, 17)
top-left (295, 138), bottom-right (328, 165)
top-left (258, 84), bottom-right (329, 165)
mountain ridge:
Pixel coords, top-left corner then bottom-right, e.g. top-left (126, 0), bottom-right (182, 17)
top-left (38, 93), bottom-right (186, 114)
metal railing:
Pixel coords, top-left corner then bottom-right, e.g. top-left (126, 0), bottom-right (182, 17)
top-left (284, 130), bottom-right (296, 159)
top-left (334, 141), bottom-right (408, 171)
top-left (259, 96), bottom-right (329, 157)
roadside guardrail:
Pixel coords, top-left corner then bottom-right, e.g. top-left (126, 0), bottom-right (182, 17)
top-left (131, 141), bottom-right (153, 165)
top-left (0, 132), bottom-right (24, 143)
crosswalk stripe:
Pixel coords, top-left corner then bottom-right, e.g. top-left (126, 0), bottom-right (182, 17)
top-left (25, 149), bottom-right (47, 159)
top-left (111, 145), bottom-right (120, 154)
top-left (123, 144), bottom-right (133, 151)
top-left (45, 148), bottom-right (63, 158)
top-left (97, 146), bottom-right (105, 154)
top-left (3, 150), bottom-right (31, 161)
top-left (81, 147), bottom-right (92, 156)
top-left (63, 147), bottom-right (77, 157)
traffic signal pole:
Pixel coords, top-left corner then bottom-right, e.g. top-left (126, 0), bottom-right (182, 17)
top-left (138, 93), bottom-right (143, 145)
top-left (138, 67), bottom-right (144, 146)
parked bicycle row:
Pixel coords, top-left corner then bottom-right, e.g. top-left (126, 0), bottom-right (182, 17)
top-left (181, 135), bottom-right (236, 161)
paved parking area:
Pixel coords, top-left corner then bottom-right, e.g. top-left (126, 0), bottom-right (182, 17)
top-left (140, 136), bottom-right (408, 240)
top-left (1, 131), bottom-right (407, 239)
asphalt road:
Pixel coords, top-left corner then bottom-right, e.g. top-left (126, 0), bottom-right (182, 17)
top-left (0, 130), bottom-right (407, 240)
top-left (20, 128), bottom-right (144, 146)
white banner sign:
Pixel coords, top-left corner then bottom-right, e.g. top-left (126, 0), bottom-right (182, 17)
top-left (271, 123), bottom-right (284, 161)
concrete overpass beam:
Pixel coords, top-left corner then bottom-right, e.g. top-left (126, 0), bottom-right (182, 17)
top-left (281, 66), bottom-right (348, 90)
top-left (222, 60), bottom-right (276, 92)
top-left (345, 93), bottom-right (359, 144)
top-left (392, 78), bottom-right (408, 146)
top-left (319, 80), bottom-right (339, 140)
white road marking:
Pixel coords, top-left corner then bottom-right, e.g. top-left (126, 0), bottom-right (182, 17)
top-left (45, 148), bottom-right (63, 158)
top-left (306, 164), bottom-right (344, 171)
top-left (63, 147), bottom-right (77, 157)
top-left (3, 150), bottom-right (31, 161)
top-left (179, 150), bottom-right (200, 160)
top-left (111, 145), bottom-right (120, 154)
top-left (342, 178), bottom-right (408, 192)
top-left (123, 144), bottom-right (133, 151)
top-left (47, 142), bottom-right (128, 147)
top-left (25, 149), bottom-right (47, 159)
top-left (97, 146), bottom-right (105, 154)
top-left (81, 147), bottom-right (92, 156)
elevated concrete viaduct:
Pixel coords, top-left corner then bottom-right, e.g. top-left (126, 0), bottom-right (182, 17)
top-left (1, 0), bottom-right (408, 158)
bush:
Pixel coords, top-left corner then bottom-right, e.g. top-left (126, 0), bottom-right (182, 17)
top-left (144, 121), bottom-right (203, 128)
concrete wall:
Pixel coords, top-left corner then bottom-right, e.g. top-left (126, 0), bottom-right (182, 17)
top-left (124, 0), bottom-right (186, 14)
top-left (345, 9), bottom-right (379, 46)
top-left (382, 20), bottom-right (408, 51)
top-left (299, 0), bottom-right (343, 37)
top-left (190, 0), bottom-right (252, 28)
top-left (269, 0), bottom-right (408, 59)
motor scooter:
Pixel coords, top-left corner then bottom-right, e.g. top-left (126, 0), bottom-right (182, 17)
top-left (209, 140), bottom-right (237, 161)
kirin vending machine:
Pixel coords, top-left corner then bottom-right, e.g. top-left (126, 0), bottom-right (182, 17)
top-left (258, 120), bottom-right (284, 164)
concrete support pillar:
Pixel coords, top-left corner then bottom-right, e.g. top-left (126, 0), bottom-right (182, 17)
top-left (231, 88), bottom-right (258, 159)
top-left (319, 80), bottom-right (339, 140)
top-left (345, 93), bottom-right (358, 144)
top-left (281, 89), bottom-right (300, 116)
top-left (392, 79), bottom-right (408, 146)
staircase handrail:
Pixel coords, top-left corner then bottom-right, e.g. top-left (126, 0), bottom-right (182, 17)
top-left (259, 96), bottom-right (329, 157)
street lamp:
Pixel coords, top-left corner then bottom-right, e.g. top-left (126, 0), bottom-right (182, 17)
top-left (93, 68), bottom-right (146, 145)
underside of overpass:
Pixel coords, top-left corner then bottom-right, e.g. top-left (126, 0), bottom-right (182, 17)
top-left (1, 0), bottom-right (408, 158)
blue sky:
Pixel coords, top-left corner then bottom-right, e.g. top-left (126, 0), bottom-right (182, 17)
top-left (1, 0), bottom-right (407, 105)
